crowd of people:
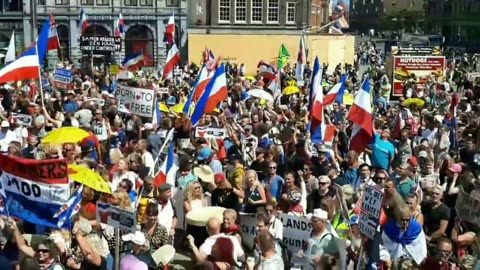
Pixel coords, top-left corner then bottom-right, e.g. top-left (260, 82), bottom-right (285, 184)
top-left (0, 39), bottom-right (478, 270)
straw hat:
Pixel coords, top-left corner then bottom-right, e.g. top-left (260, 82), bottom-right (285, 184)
top-left (186, 206), bottom-right (225, 227)
top-left (151, 245), bottom-right (176, 266)
top-left (193, 165), bottom-right (214, 183)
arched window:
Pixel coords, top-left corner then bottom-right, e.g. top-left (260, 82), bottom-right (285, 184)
top-left (57, 24), bottom-right (70, 61)
top-left (84, 24), bottom-right (110, 36)
top-left (125, 25), bottom-right (154, 66)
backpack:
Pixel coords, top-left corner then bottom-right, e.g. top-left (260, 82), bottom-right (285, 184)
top-left (276, 239), bottom-right (293, 270)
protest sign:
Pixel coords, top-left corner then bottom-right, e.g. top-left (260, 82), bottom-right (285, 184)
top-left (279, 213), bottom-right (312, 254)
top-left (156, 87), bottom-right (169, 94)
top-left (96, 202), bottom-right (137, 233)
top-left (12, 113), bottom-right (32, 126)
top-left (80, 36), bottom-right (122, 52)
top-left (116, 85), bottom-right (155, 117)
top-left (195, 127), bottom-right (228, 139)
top-left (0, 156), bottom-right (70, 228)
top-left (53, 68), bottom-right (73, 90)
top-left (84, 98), bottom-right (105, 107)
top-left (455, 188), bottom-right (480, 225)
top-left (359, 186), bottom-right (384, 240)
top-left (239, 213), bottom-right (257, 249)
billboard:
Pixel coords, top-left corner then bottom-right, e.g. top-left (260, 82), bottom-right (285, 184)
top-left (392, 56), bottom-right (446, 96)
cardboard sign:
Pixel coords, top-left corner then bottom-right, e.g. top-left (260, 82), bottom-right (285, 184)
top-left (195, 127), bottom-right (227, 139)
top-left (80, 36), bottom-right (122, 52)
top-left (455, 188), bottom-right (480, 225)
top-left (239, 213), bottom-right (257, 249)
top-left (12, 113), bottom-right (32, 126)
top-left (116, 85), bottom-right (155, 117)
top-left (96, 202), bottom-right (137, 233)
top-left (359, 186), bottom-right (384, 240)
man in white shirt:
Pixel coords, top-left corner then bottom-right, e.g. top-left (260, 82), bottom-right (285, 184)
top-left (188, 217), bottom-right (245, 267)
top-left (137, 139), bottom-right (155, 174)
top-left (0, 121), bottom-right (17, 153)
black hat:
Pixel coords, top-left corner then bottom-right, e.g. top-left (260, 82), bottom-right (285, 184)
top-left (158, 183), bottom-right (172, 192)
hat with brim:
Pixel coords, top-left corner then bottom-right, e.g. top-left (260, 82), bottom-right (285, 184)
top-left (186, 206), bottom-right (225, 227)
top-left (151, 245), bottom-right (176, 266)
top-left (193, 165), bottom-right (214, 183)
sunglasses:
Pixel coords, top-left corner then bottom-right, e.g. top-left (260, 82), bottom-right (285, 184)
top-left (319, 182), bottom-right (329, 186)
top-left (375, 176), bottom-right (386, 180)
top-left (269, 166), bottom-right (276, 169)
top-left (37, 249), bottom-right (49, 254)
top-left (119, 185), bottom-right (128, 189)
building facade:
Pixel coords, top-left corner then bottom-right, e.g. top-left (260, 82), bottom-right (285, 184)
top-left (0, 0), bottom-right (187, 68)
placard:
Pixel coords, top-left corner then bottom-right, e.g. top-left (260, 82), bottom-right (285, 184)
top-left (12, 113), bottom-right (32, 126)
top-left (392, 56), bottom-right (446, 96)
top-left (84, 98), bottom-right (105, 107)
top-left (53, 68), bottom-right (73, 90)
top-left (96, 202), bottom-right (137, 233)
top-left (80, 36), bottom-right (122, 52)
top-left (391, 46), bottom-right (441, 56)
top-left (455, 188), bottom-right (480, 225)
top-left (239, 213), bottom-right (257, 249)
top-left (359, 186), bottom-right (384, 240)
top-left (116, 85), bottom-right (155, 117)
top-left (195, 127), bottom-right (227, 139)
top-left (0, 156), bottom-right (71, 228)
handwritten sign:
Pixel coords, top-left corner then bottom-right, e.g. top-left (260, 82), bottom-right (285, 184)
top-left (239, 213), bottom-right (257, 249)
top-left (116, 85), bottom-right (155, 117)
top-left (195, 127), bottom-right (227, 139)
top-left (84, 98), bottom-right (105, 107)
top-left (96, 202), bottom-right (137, 233)
top-left (12, 113), bottom-right (32, 126)
top-left (80, 36), bottom-right (122, 52)
top-left (359, 186), bottom-right (384, 240)
top-left (455, 188), bottom-right (480, 226)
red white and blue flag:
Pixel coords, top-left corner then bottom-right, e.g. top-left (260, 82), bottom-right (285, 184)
top-left (191, 65), bottom-right (215, 102)
top-left (257, 61), bottom-right (277, 80)
top-left (323, 74), bottom-right (348, 106)
top-left (79, 8), bottom-right (89, 34)
top-left (115, 13), bottom-right (126, 39)
top-left (347, 78), bottom-right (374, 153)
top-left (191, 63), bottom-right (228, 126)
top-left (163, 43), bottom-right (180, 79)
top-left (154, 140), bottom-right (177, 187)
top-left (163, 13), bottom-right (175, 45)
top-left (54, 185), bottom-right (84, 228)
top-left (204, 48), bottom-right (218, 72)
top-left (0, 46), bottom-right (40, 83)
top-left (48, 14), bottom-right (60, 51)
top-left (295, 34), bottom-right (307, 82)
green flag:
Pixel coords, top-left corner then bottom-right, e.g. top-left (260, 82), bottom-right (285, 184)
top-left (277, 44), bottom-right (290, 69)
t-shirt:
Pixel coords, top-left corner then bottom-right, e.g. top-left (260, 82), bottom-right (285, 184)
top-left (200, 233), bottom-right (245, 267)
top-left (370, 134), bottom-right (395, 170)
top-left (422, 202), bottom-right (450, 236)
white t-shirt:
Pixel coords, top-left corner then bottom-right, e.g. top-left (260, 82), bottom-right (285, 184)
top-left (14, 127), bottom-right (28, 146)
top-left (200, 233), bottom-right (245, 266)
top-left (0, 130), bottom-right (17, 152)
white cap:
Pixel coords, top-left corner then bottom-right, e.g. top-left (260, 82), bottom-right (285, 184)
top-left (1, 121), bottom-right (9, 128)
top-left (310, 208), bottom-right (328, 220)
top-left (418, 150), bottom-right (428, 158)
top-left (144, 123), bottom-right (153, 130)
top-left (122, 231), bottom-right (146, 246)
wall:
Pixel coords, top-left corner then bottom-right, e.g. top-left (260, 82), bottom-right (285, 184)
top-left (187, 33), bottom-right (355, 75)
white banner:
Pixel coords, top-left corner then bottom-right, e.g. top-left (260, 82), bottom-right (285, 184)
top-left (96, 202), bottom-right (137, 233)
top-left (11, 113), bottom-right (33, 126)
top-left (455, 188), bottom-right (480, 226)
top-left (195, 127), bottom-right (228, 139)
top-left (239, 213), bottom-right (257, 249)
top-left (359, 186), bottom-right (384, 240)
top-left (116, 85), bottom-right (155, 117)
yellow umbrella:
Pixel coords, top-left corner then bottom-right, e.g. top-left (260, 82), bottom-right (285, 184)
top-left (283, 85), bottom-right (300, 95)
top-left (159, 103), bottom-right (169, 113)
top-left (403, 98), bottom-right (425, 107)
top-left (42, 127), bottom-right (90, 145)
top-left (344, 93), bottom-right (355, 106)
top-left (245, 75), bottom-right (256, 82)
top-left (171, 103), bottom-right (220, 114)
top-left (68, 164), bottom-right (112, 194)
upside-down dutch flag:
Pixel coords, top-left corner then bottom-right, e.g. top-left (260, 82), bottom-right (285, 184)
top-left (48, 14), bottom-right (60, 51)
top-left (309, 57), bottom-right (336, 145)
top-left (323, 74), bottom-right (349, 106)
top-left (163, 13), bottom-right (175, 45)
top-left (79, 8), bottom-right (89, 34)
top-left (122, 51), bottom-right (144, 70)
top-left (295, 34), bottom-right (307, 82)
top-left (257, 61), bottom-right (277, 81)
top-left (153, 140), bottom-right (177, 187)
top-left (191, 63), bottom-right (228, 126)
top-left (0, 46), bottom-right (40, 84)
top-left (204, 48), bottom-right (218, 71)
top-left (347, 78), bottom-right (374, 153)
top-left (163, 43), bottom-right (180, 79)
top-left (115, 13), bottom-right (126, 39)
top-left (54, 185), bottom-right (83, 228)
top-left (191, 65), bottom-right (214, 102)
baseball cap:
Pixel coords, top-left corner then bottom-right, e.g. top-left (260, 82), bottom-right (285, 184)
top-left (197, 147), bottom-right (213, 161)
top-left (418, 151), bottom-right (428, 158)
top-left (122, 231), bottom-right (146, 246)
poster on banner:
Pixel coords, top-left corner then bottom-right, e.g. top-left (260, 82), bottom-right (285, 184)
top-left (96, 202), bottom-right (137, 233)
top-left (116, 85), bottom-right (155, 117)
top-left (12, 113), bottom-right (32, 126)
top-left (0, 155), bottom-right (71, 228)
top-left (359, 186), bottom-right (384, 240)
top-left (239, 213), bottom-right (257, 249)
top-left (195, 127), bottom-right (228, 139)
top-left (455, 188), bottom-right (480, 225)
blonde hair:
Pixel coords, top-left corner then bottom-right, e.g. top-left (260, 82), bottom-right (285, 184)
top-left (110, 148), bottom-right (124, 164)
top-left (114, 190), bottom-right (132, 211)
top-left (184, 181), bottom-right (204, 202)
top-left (223, 209), bottom-right (237, 221)
top-left (243, 170), bottom-right (259, 188)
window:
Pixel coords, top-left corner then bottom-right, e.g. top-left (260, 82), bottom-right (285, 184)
top-left (235, 0), bottom-right (246, 22)
top-left (286, 2), bottom-right (295, 24)
top-left (81, 0), bottom-right (94, 5)
top-left (38, 0), bottom-right (46, 4)
top-left (55, 0), bottom-right (68, 4)
top-left (125, 0), bottom-right (137, 5)
top-left (96, 0), bottom-right (109, 5)
top-left (219, 0), bottom-right (231, 23)
top-left (251, 0), bottom-right (262, 23)
top-left (267, 0), bottom-right (279, 23)
top-left (140, 0), bottom-right (153, 5)
top-left (166, 0), bottom-right (178, 7)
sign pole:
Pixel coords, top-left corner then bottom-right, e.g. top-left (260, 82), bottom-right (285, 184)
top-left (114, 228), bottom-right (120, 270)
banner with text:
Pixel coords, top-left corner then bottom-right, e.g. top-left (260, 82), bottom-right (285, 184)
top-left (80, 36), bottom-right (122, 53)
top-left (455, 188), bottom-right (480, 226)
top-left (0, 155), bottom-right (70, 228)
top-left (53, 68), bottom-right (73, 90)
top-left (359, 186), bottom-right (384, 240)
top-left (116, 85), bottom-right (155, 118)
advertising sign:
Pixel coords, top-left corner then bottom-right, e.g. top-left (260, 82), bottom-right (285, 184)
top-left (391, 46), bottom-right (442, 56)
top-left (359, 186), bottom-right (384, 240)
top-left (116, 85), bottom-right (155, 117)
top-left (80, 36), bottom-right (122, 52)
top-left (392, 56), bottom-right (446, 96)
top-left (53, 68), bottom-right (73, 90)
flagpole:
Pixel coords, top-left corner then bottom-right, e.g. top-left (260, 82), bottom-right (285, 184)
top-left (152, 128), bottom-right (174, 176)
top-left (36, 45), bottom-right (45, 108)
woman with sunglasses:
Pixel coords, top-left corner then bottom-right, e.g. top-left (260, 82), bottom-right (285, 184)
top-left (141, 202), bottom-right (169, 252)
top-left (184, 181), bottom-right (208, 214)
